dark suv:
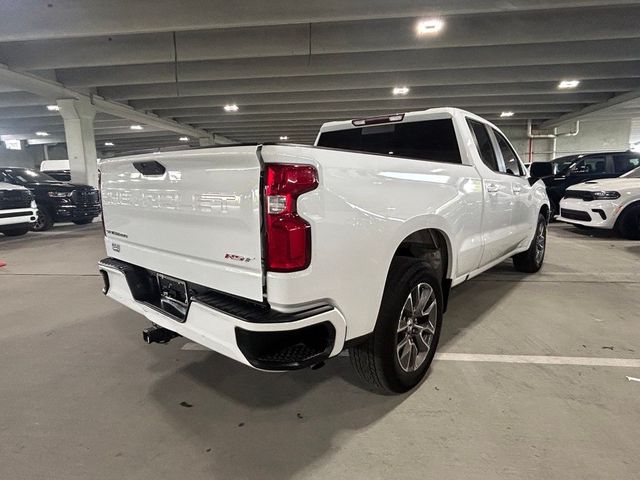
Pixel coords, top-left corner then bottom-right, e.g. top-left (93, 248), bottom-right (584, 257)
top-left (543, 151), bottom-right (640, 216)
top-left (0, 167), bottom-right (101, 231)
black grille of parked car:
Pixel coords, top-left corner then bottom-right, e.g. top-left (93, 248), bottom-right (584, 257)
top-left (71, 189), bottom-right (100, 205)
top-left (0, 190), bottom-right (32, 209)
top-left (561, 208), bottom-right (592, 221)
top-left (563, 190), bottom-right (595, 201)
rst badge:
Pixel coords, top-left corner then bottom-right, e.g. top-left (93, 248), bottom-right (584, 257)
top-left (225, 253), bottom-right (253, 263)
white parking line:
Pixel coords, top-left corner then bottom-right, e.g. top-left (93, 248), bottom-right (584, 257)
top-left (434, 353), bottom-right (640, 368)
top-left (181, 343), bottom-right (640, 367)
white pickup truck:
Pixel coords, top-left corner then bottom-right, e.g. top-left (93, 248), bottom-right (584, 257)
top-left (98, 108), bottom-right (551, 393)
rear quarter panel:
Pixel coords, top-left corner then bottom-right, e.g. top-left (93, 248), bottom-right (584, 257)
top-left (261, 144), bottom-right (484, 340)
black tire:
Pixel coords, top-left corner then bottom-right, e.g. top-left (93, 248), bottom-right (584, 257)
top-left (349, 257), bottom-right (443, 394)
top-left (2, 226), bottom-right (30, 237)
top-left (513, 213), bottom-right (547, 273)
top-left (72, 218), bottom-right (94, 225)
top-left (615, 204), bottom-right (640, 240)
top-left (32, 208), bottom-right (54, 232)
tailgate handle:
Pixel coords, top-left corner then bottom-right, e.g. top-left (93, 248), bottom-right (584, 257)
top-left (133, 161), bottom-right (166, 176)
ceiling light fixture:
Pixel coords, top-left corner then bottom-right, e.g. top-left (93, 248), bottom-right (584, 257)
top-left (224, 104), bottom-right (239, 112)
top-left (46, 105), bottom-right (59, 111)
top-left (35, 131), bottom-right (49, 136)
top-left (558, 80), bottom-right (580, 89)
top-left (500, 111), bottom-right (515, 118)
top-left (279, 136), bottom-right (289, 141)
top-left (179, 136), bottom-right (189, 142)
top-left (416, 18), bottom-right (444, 35)
top-left (104, 142), bottom-right (114, 146)
top-left (130, 124), bottom-right (143, 130)
top-left (393, 86), bottom-right (410, 95)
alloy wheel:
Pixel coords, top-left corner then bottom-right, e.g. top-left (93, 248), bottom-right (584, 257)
top-left (396, 282), bottom-right (438, 373)
top-left (535, 220), bottom-right (546, 265)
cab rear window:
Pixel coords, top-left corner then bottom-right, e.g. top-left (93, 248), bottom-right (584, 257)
top-left (317, 119), bottom-right (462, 164)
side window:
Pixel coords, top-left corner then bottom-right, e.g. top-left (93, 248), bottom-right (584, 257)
top-left (571, 155), bottom-right (607, 174)
top-left (467, 120), bottom-right (499, 172)
top-left (493, 130), bottom-right (524, 176)
top-left (613, 154), bottom-right (640, 174)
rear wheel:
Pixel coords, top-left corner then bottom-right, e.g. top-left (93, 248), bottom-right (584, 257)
top-left (32, 208), bottom-right (53, 232)
top-left (616, 204), bottom-right (640, 240)
top-left (513, 213), bottom-right (547, 273)
top-left (72, 218), bottom-right (94, 225)
top-left (349, 257), bottom-right (443, 394)
top-left (2, 226), bottom-right (29, 237)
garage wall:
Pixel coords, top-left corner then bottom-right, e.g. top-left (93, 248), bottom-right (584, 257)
top-left (501, 126), bottom-right (552, 163)
top-left (0, 143), bottom-right (68, 169)
top-left (0, 143), bottom-right (43, 168)
top-left (555, 119), bottom-right (632, 157)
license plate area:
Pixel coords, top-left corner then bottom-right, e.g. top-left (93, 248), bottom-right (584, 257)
top-left (156, 273), bottom-right (189, 319)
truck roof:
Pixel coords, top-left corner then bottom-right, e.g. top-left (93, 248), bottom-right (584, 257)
top-left (317, 107), bottom-right (489, 134)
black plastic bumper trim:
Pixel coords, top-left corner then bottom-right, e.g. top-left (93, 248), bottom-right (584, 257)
top-left (235, 321), bottom-right (336, 370)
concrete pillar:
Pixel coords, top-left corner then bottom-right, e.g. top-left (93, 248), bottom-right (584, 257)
top-left (57, 98), bottom-right (98, 187)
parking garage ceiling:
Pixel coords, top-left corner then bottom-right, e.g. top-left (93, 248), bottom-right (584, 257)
top-left (1, 0), bottom-right (640, 153)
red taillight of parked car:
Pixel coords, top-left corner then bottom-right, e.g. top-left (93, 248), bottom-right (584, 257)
top-left (264, 163), bottom-right (318, 272)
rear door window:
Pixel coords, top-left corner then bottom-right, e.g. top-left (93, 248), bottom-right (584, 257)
top-left (613, 154), bottom-right (640, 174)
top-left (317, 118), bottom-right (462, 164)
top-left (493, 130), bottom-right (525, 176)
top-left (467, 119), bottom-right (499, 172)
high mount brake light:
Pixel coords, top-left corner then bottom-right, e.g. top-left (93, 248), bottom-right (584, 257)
top-left (352, 113), bottom-right (405, 126)
top-left (264, 164), bottom-right (318, 272)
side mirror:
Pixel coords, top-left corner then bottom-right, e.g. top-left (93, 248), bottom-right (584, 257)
top-left (529, 162), bottom-right (554, 179)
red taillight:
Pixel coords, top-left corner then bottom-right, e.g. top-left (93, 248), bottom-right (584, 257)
top-left (264, 164), bottom-right (318, 272)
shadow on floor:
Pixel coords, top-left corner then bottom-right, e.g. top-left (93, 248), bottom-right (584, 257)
top-left (143, 258), bottom-right (525, 479)
top-left (148, 352), bottom-right (405, 480)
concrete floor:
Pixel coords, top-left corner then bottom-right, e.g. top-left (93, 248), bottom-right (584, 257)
top-left (1, 222), bottom-right (639, 480)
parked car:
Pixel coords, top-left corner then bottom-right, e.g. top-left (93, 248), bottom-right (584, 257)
top-left (40, 159), bottom-right (71, 182)
top-left (98, 108), bottom-right (552, 394)
top-left (543, 151), bottom-right (640, 217)
top-left (558, 165), bottom-right (640, 239)
top-left (0, 167), bottom-right (101, 231)
top-left (0, 182), bottom-right (37, 236)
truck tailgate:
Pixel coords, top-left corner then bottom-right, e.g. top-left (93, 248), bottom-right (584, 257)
top-left (100, 146), bottom-right (264, 302)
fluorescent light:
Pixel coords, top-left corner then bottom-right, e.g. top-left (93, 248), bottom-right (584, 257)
top-left (104, 142), bottom-right (114, 146)
top-left (46, 105), bottom-right (59, 111)
top-left (416, 18), bottom-right (444, 35)
top-left (35, 131), bottom-right (49, 136)
top-left (500, 111), bottom-right (515, 118)
top-left (130, 124), bottom-right (143, 130)
top-left (393, 86), bottom-right (410, 95)
top-left (279, 136), bottom-right (289, 141)
top-left (558, 79), bottom-right (580, 89)
top-left (178, 136), bottom-right (189, 142)
top-left (224, 104), bottom-right (239, 112)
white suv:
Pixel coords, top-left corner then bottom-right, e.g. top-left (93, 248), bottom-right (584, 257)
top-left (558, 166), bottom-right (640, 239)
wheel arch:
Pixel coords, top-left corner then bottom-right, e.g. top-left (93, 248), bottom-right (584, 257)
top-left (614, 199), bottom-right (640, 228)
top-left (390, 226), bottom-right (454, 312)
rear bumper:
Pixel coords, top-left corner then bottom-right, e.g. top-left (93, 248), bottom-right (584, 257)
top-left (98, 258), bottom-right (347, 370)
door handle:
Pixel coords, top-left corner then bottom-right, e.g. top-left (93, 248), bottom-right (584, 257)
top-left (486, 183), bottom-right (499, 193)
top-left (512, 184), bottom-right (522, 194)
